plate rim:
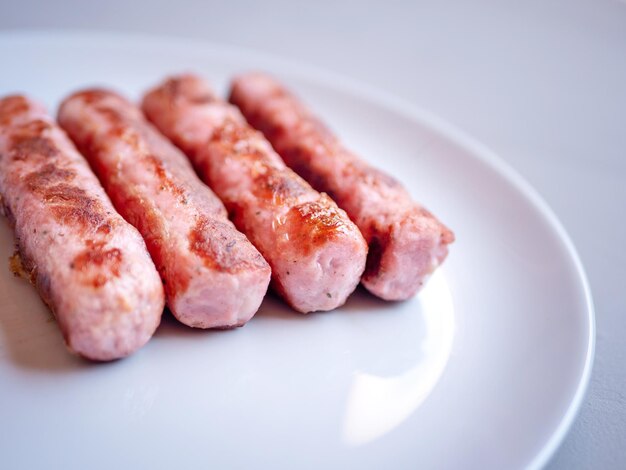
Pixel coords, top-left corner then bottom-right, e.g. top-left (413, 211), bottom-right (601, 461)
top-left (0, 28), bottom-right (596, 469)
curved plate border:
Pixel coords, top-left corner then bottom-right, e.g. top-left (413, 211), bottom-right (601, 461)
top-left (0, 29), bottom-right (595, 469)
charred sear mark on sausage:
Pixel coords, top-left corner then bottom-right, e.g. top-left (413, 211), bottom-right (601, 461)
top-left (0, 95), bottom-right (31, 126)
top-left (282, 199), bottom-right (351, 255)
top-left (11, 136), bottom-right (59, 161)
top-left (72, 240), bottom-right (122, 273)
top-left (10, 119), bottom-right (53, 140)
top-left (50, 194), bottom-right (108, 230)
top-left (145, 154), bottom-right (187, 203)
top-left (42, 183), bottom-right (86, 203)
top-left (8, 120), bottom-right (57, 161)
top-left (23, 164), bottom-right (110, 232)
top-left (210, 119), bottom-right (311, 203)
top-left (24, 163), bottom-right (76, 189)
top-left (189, 216), bottom-right (231, 271)
top-left (253, 169), bottom-right (309, 205)
top-left (71, 240), bottom-right (122, 288)
top-left (189, 215), bottom-right (266, 272)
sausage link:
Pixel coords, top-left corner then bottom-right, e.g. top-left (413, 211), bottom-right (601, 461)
top-left (229, 73), bottom-right (454, 300)
top-left (142, 75), bottom-right (367, 313)
top-left (0, 95), bottom-right (164, 360)
top-left (58, 89), bottom-right (271, 328)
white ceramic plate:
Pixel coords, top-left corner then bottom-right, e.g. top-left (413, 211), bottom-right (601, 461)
top-left (0, 32), bottom-right (594, 470)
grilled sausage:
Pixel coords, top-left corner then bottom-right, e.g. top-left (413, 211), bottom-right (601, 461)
top-left (229, 73), bottom-right (454, 300)
top-left (0, 95), bottom-right (164, 360)
top-left (142, 75), bottom-right (367, 313)
top-left (58, 89), bottom-right (271, 328)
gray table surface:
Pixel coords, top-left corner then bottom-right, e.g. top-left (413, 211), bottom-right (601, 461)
top-left (2, 0), bottom-right (625, 468)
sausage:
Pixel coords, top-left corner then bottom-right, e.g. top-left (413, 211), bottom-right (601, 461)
top-left (0, 95), bottom-right (164, 360)
top-left (229, 73), bottom-right (455, 300)
top-left (58, 89), bottom-right (271, 328)
top-left (141, 75), bottom-right (367, 313)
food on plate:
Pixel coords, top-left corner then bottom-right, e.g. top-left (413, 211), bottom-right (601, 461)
top-left (229, 73), bottom-right (454, 300)
top-left (0, 95), bottom-right (164, 360)
top-left (58, 89), bottom-right (271, 328)
top-left (142, 74), bottom-right (368, 313)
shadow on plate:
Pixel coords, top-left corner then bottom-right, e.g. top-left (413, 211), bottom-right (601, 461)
top-left (255, 286), bottom-right (395, 322)
top-left (0, 224), bottom-right (417, 374)
top-left (154, 307), bottom-right (244, 338)
top-left (0, 295), bottom-right (100, 373)
top-left (0, 221), bottom-right (93, 372)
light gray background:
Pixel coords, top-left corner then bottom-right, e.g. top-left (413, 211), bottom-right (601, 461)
top-left (1, 0), bottom-right (624, 468)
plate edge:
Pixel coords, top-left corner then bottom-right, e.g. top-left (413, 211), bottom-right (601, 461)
top-left (0, 28), bottom-right (597, 469)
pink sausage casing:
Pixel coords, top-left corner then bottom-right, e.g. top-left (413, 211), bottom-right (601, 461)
top-left (230, 73), bottom-right (454, 301)
top-left (0, 95), bottom-right (164, 360)
top-left (142, 75), bottom-right (368, 313)
top-left (58, 89), bottom-right (271, 328)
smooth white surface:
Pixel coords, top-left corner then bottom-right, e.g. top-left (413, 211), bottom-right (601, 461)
top-left (2, 6), bottom-right (625, 468)
top-left (0, 33), bottom-right (593, 469)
